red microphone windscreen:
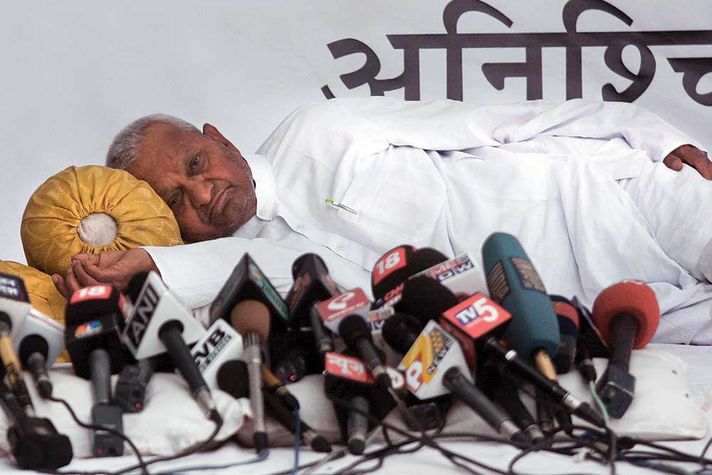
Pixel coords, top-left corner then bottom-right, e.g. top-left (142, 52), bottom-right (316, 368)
top-left (591, 281), bottom-right (660, 349)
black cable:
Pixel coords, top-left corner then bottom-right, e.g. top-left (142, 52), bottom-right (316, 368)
top-left (48, 396), bottom-right (149, 475)
top-left (110, 416), bottom-right (224, 475)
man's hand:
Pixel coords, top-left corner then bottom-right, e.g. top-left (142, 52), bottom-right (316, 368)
top-left (51, 248), bottom-right (159, 299)
top-left (663, 145), bottom-right (712, 180)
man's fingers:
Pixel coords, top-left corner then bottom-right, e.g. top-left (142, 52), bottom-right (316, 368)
top-left (51, 274), bottom-right (72, 300)
top-left (72, 261), bottom-right (102, 287)
top-left (64, 267), bottom-right (83, 296)
top-left (663, 154), bottom-right (684, 171)
top-left (72, 253), bottom-right (99, 266)
top-left (682, 149), bottom-right (712, 180)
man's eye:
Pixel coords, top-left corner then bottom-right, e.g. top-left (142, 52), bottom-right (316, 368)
top-left (167, 194), bottom-right (181, 209)
top-left (188, 155), bottom-right (202, 174)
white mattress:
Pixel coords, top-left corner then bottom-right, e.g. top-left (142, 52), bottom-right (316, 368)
top-left (0, 343), bottom-right (710, 474)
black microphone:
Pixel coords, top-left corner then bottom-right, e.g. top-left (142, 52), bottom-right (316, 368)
top-left (384, 313), bottom-right (527, 444)
top-left (217, 360), bottom-right (332, 452)
top-left (339, 315), bottom-right (392, 391)
top-left (114, 359), bottom-right (155, 413)
top-left (592, 281), bottom-right (660, 418)
top-left (398, 276), bottom-right (605, 429)
top-left (122, 271), bottom-right (221, 424)
top-left (286, 253), bottom-right (341, 326)
top-left (0, 378), bottom-right (73, 470)
top-left (549, 296), bottom-right (580, 374)
top-left (479, 359), bottom-right (545, 444)
top-left (323, 351), bottom-right (396, 455)
top-left (65, 285), bottom-right (133, 457)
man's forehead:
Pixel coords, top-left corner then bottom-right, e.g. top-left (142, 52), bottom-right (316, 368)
top-left (140, 122), bottom-right (198, 159)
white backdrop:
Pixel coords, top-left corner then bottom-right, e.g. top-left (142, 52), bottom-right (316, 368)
top-left (1, 0), bottom-right (711, 265)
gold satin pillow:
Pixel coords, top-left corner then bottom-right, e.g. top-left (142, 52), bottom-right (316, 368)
top-left (21, 165), bottom-right (183, 277)
top-left (0, 261), bottom-right (66, 325)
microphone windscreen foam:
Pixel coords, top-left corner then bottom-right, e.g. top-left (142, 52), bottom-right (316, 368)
top-left (217, 359), bottom-right (250, 398)
top-left (230, 300), bottom-right (271, 341)
top-left (381, 312), bottom-right (422, 354)
top-left (126, 272), bottom-right (150, 302)
top-left (19, 335), bottom-right (49, 364)
top-left (338, 315), bottom-right (372, 346)
top-left (481, 232), bottom-right (560, 360)
top-left (592, 281), bottom-right (660, 349)
top-left (550, 295), bottom-right (579, 338)
top-left (371, 245), bottom-right (415, 300)
top-left (395, 275), bottom-right (459, 325)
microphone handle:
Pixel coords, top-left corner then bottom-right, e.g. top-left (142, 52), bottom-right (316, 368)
top-left (89, 348), bottom-right (111, 405)
top-left (609, 313), bottom-right (639, 371)
top-left (347, 395), bottom-right (369, 455)
top-left (159, 321), bottom-right (219, 421)
top-left (27, 353), bottom-right (52, 399)
top-left (263, 389), bottom-right (331, 452)
top-left (443, 368), bottom-right (525, 443)
top-left (494, 366), bottom-right (545, 443)
top-left (309, 305), bottom-right (334, 356)
top-left (0, 377), bottom-right (26, 423)
top-left (245, 332), bottom-right (267, 452)
top-left (482, 337), bottom-right (605, 428)
top-left (353, 338), bottom-right (390, 389)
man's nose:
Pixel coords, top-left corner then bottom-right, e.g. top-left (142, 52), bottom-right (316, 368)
top-left (186, 180), bottom-right (213, 208)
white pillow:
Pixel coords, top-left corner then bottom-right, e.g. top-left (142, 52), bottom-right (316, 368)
top-left (236, 348), bottom-right (706, 448)
top-left (0, 366), bottom-right (249, 458)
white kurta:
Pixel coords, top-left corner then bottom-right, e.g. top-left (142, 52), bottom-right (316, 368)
top-left (146, 97), bottom-right (712, 343)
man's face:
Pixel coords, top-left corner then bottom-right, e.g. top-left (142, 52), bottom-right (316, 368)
top-left (127, 122), bottom-right (257, 242)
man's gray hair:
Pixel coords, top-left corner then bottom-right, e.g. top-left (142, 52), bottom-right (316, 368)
top-left (105, 113), bottom-right (199, 170)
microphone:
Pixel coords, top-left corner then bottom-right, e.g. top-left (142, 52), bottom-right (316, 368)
top-left (481, 232), bottom-right (571, 431)
top-left (229, 300), bottom-right (271, 453)
top-left (398, 276), bottom-right (605, 429)
top-left (480, 359), bottom-right (545, 444)
top-left (0, 273), bottom-right (64, 407)
top-left (315, 288), bottom-right (391, 390)
top-left (0, 313), bottom-right (35, 414)
top-left (592, 280), bottom-right (660, 418)
top-left (114, 359), bottom-right (155, 413)
top-left (411, 252), bottom-right (488, 298)
top-left (122, 271), bottom-right (220, 424)
top-left (286, 253), bottom-right (341, 326)
top-left (323, 351), bottom-right (396, 454)
top-left (190, 318), bottom-right (244, 390)
top-left (209, 253), bottom-right (291, 331)
top-left (549, 295), bottom-right (580, 374)
top-left (217, 360), bottom-right (331, 452)
top-left (371, 245), bottom-right (416, 301)
top-left (390, 316), bottom-right (527, 444)
top-left (65, 285), bottom-right (133, 457)
top-left (0, 378), bottom-right (73, 470)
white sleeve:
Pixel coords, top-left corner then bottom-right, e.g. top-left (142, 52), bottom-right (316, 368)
top-left (143, 237), bottom-right (301, 310)
top-left (492, 99), bottom-right (703, 161)
top-left (325, 97), bottom-right (700, 161)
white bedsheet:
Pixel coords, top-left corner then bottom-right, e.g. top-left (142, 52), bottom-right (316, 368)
top-left (0, 343), bottom-right (711, 474)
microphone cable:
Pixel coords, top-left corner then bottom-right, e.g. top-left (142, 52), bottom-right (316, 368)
top-left (48, 395), bottom-right (148, 475)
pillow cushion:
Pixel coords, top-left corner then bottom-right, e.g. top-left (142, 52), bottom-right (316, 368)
top-left (0, 261), bottom-right (66, 325)
top-left (21, 165), bottom-right (183, 277)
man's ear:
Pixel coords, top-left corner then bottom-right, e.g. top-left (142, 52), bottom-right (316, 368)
top-left (203, 123), bottom-right (241, 154)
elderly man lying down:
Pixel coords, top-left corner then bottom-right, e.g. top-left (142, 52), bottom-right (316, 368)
top-left (53, 97), bottom-right (712, 344)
